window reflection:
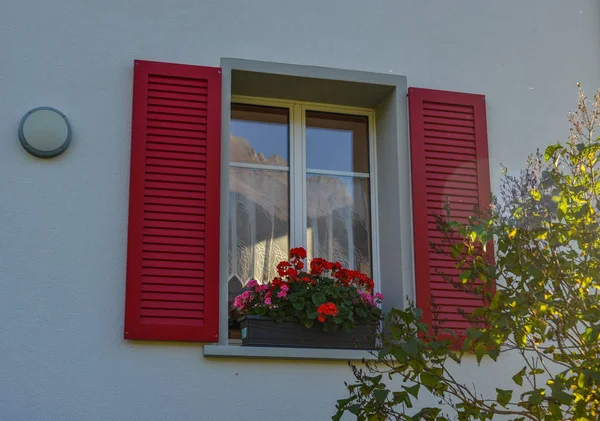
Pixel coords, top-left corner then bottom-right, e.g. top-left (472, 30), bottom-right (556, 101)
top-left (228, 104), bottom-right (290, 287)
top-left (230, 104), bottom-right (289, 166)
top-left (306, 112), bottom-right (369, 173)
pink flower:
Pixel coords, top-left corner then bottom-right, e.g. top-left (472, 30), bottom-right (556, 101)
top-left (374, 292), bottom-right (384, 302)
top-left (277, 284), bottom-right (289, 298)
top-left (241, 291), bottom-right (252, 300)
top-left (358, 290), bottom-right (375, 306)
top-left (247, 279), bottom-right (259, 289)
top-left (233, 296), bottom-right (245, 310)
top-left (264, 296), bottom-right (272, 306)
top-left (256, 284), bottom-right (269, 293)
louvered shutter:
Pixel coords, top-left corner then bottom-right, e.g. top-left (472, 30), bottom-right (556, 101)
top-left (408, 87), bottom-right (492, 337)
top-left (124, 60), bottom-right (221, 342)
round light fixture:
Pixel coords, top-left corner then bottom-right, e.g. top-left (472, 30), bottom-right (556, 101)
top-left (18, 107), bottom-right (72, 158)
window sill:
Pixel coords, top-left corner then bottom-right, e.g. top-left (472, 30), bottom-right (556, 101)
top-left (203, 344), bottom-right (378, 361)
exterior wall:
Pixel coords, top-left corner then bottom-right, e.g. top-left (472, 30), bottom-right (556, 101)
top-left (0, 1), bottom-right (599, 420)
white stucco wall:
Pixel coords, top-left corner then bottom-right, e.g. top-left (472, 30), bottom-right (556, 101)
top-left (1, 1), bottom-right (599, 420)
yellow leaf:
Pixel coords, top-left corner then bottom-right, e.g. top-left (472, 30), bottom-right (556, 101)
top-left (508, 228), bottom-right (517, 238)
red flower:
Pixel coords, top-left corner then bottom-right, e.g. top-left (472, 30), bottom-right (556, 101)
top-left (290, 247), bottom-right (307, 259)
top-left (310, 258), bottom-right (328, 276)
top-left (317, 302), bottom-right (338, 322)
top-left (277, 261), bottom-right (290, 277)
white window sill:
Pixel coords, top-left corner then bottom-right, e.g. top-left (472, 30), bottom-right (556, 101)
top-left (203, 344), bottom-right (378, 361)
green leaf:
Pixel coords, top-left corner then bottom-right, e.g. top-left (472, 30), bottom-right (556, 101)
top-left (544, 144), bottom-right (562, 161)
top-left (401, 338), bottom-right (419, 358)
top-left (460, 270), bottom-right (472, 284)
top-left (551, 390), bottom-right (572, 405)
top-left (373, 388), bottom-right (389, 404)
top-left (495, 388), bottom-right (513, 407)
top-left (311, 292), bottom-right (326, 306)
top-left (403, 384), bottom-right (420, 398)
top-left (526, 389), bottom-right (544, 405)
top-left (548, 403), bottom-right (562, 420)
top-left (474, 343), bottom-right (486, 364)
top-left (420, 372), bottom-right (438, 390)
top-left (512, 367), bottom-right (526, 386)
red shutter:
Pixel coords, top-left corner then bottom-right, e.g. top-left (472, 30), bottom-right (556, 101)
top-left (124, 60), bottom-right (221, 342)
top-left (408, 87), bottom-right (492, 337)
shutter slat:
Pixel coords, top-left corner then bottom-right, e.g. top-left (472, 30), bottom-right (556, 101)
top-left (142, 283), bottom-right (205, 294)
top-left (147, 142), bottom-right (207, 155)
top-left (424, 143), bottom-right (476, 156)
top-left (146, 173), bottom-right (206, 185)
top-left (423, 123), bottom-right (475, 135)
top-left (146, 164), bottom-right (206, 177)
top-left (145, 187), bottom-right (206, 200)
top-left (143, 243), bottom-right (205, 254)
top-left (142, 268), bottom-right (205, 279)
top-left (147, 157), bottom-right (208, 169)
top-left (125, 59), bottom-right (221, 342)
top-left (143, 219), bottom-right (205, 231)
top-left (140, 309), bottom-right (204, 319)
top-left (148, 89), bottom-right (208, 103)
top-left (142, 301), bottom-right (205, 310)
top-left (148, 74), bottom-right (208, 88)
top-left (410, 87), bottom-right (493, 341)
top-left (423, 109), bottom-right (475, 121)
top-left (147, 119), bottom-right (207, 132)
top-left (145, 204), bottom-right (207, 217)
top-left (146, 128), bottom-right (208, 140)
top-left (142, 288), bottom-right (204, 303)
top-left (147, 105), bottom-right (207, 117)
top-left (143, 227), bottom-right (205, 239)
top-left (147, 84), bottom-right (208, 95)
top-left (147, 97), bottom-right (208, 110)
top-left (423, 116), bottom-right (474, 128)
top-left (141, 276), bottom-right (206, 287)
top-left (424, 131), bottom-right (475, 142)
top-left (147, 112), bottom-right (207, 125)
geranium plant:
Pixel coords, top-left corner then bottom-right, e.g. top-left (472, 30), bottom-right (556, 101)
top-left (234, 247), bottom-right (384, 332)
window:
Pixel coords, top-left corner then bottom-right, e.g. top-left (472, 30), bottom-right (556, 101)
top-left (124, 59), bottom-right (490, 353)
top-left (227, 97), bottom-right (378, 335)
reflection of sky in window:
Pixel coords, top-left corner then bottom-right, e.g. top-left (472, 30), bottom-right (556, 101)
top-left (306, 127), bottom-right (355, 172)
top-left (230, 119), bottom-right (288, 162)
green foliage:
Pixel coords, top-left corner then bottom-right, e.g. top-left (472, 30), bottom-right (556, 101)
top-left (334, 87), bottom-right (600, 420)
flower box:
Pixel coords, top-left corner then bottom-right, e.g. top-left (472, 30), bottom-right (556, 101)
top-left (232, 247), bottom-right (384, 350)
top-left (239, 315), bottom-right (377, 349)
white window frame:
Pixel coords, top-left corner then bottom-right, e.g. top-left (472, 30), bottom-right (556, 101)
top-left (229, 95), bottom-right (381, 295)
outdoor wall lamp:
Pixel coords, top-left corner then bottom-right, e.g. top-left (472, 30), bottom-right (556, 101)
top-left (18, 107), bottom-right (72, 158)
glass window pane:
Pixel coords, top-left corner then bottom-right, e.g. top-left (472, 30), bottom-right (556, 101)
top-left (230, 104), bottom-right (289, 167)
top-left (306, 111), bottom-right (369, 173)
top-left (306, 174), bottom-right (372, 276)
top-left (228, 167), bottom-right (290, 284)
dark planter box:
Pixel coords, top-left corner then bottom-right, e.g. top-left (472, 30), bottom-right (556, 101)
top-left (239, 316), bottom-right (377, 349)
